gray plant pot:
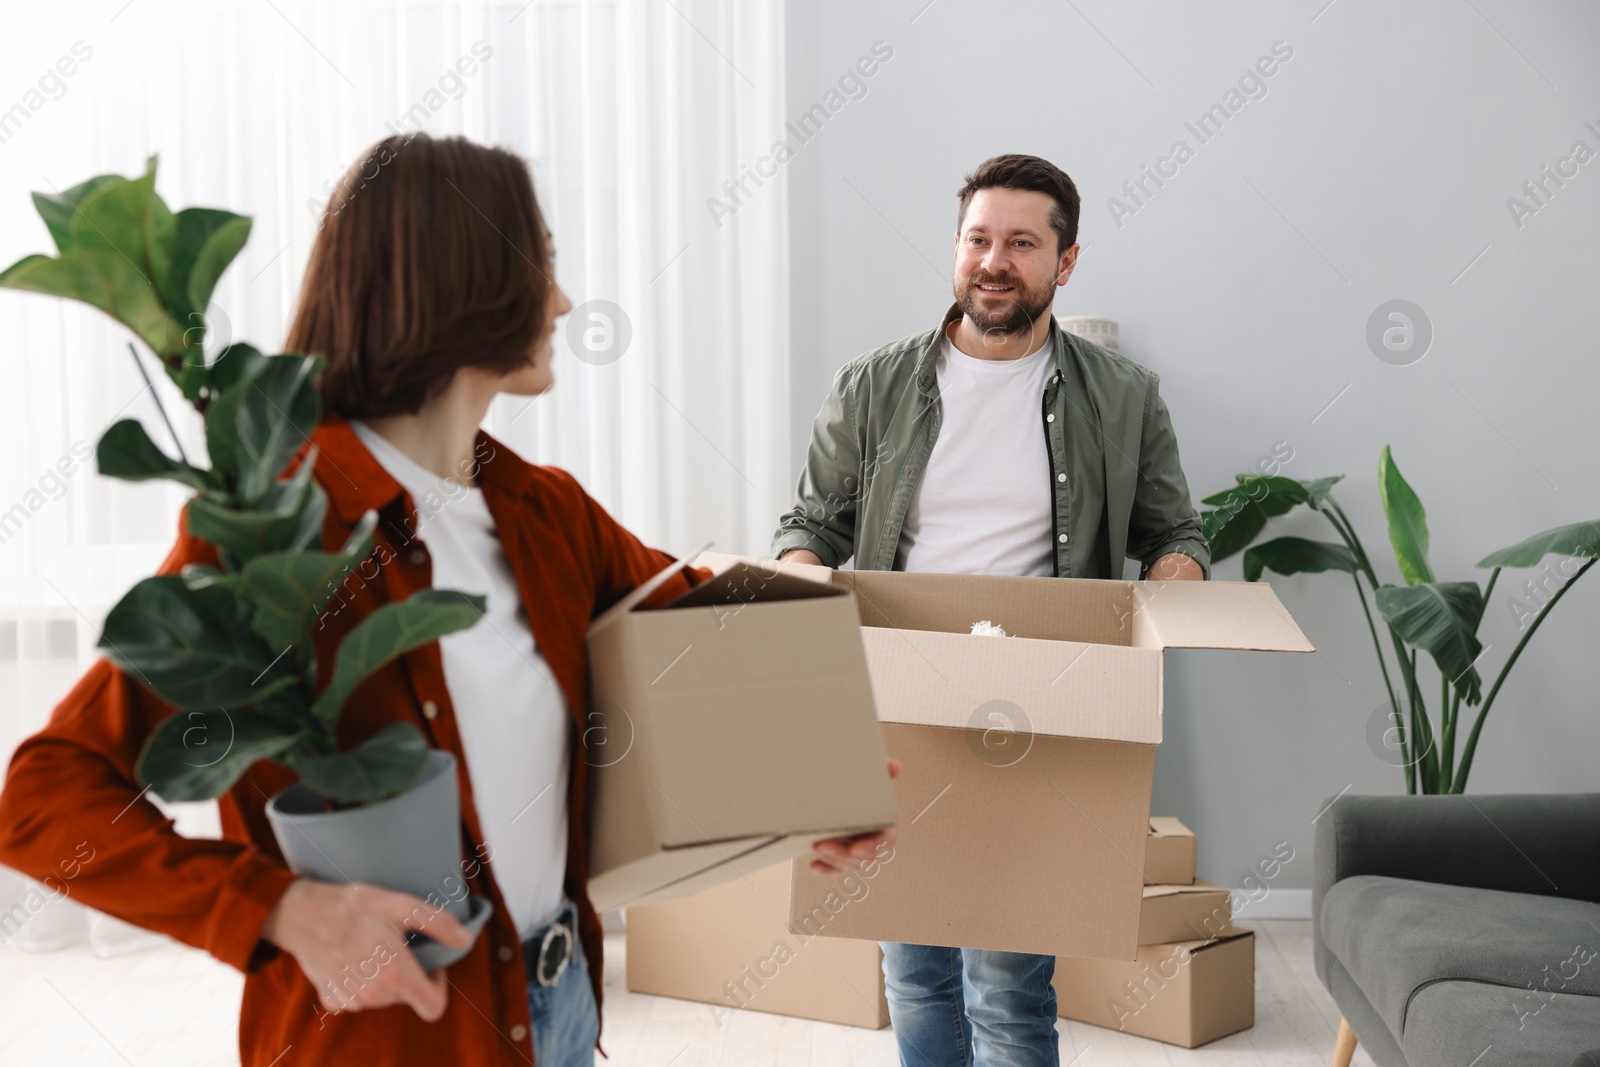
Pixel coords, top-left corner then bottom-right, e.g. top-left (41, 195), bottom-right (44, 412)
top-left (265, 749), bottom-right (493, 971)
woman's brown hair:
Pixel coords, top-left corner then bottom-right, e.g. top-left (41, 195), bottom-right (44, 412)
top-left (287, 133), bottom-right (553, 419)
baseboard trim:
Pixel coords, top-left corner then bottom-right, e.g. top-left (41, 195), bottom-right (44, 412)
top-left (1231, 888), bottom-right (1312, 919)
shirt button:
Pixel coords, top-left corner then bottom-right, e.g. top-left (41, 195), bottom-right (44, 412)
top-left (497, 944), bottom-right (515, 963)
top-left (422, 700), bottom-right (440, 720)
top-left (1057, 473), bottom-right (1067, 483)
top-left (1046, 413), bottom-right (1056, 423)
top-left (409, 547), bottom-right (428, 566)
top-left (1058, 534), bottom-right (1068, 543)
top-left (509, 1024), bottom-right (529, 1042)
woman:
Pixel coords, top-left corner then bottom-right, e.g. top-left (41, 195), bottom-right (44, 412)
top-left (0, 133), bottom-right (890, 1066)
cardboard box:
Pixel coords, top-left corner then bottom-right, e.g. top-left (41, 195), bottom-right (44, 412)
top-left (625, 859), bottom-right (889, 1029)
top-left (585, 556), bottom-right (897, 912)
top-left (1140, 878), bottom-right (1232, 944)
top-left (1144, 817), bottom-right (1196, 885)
top-left (773, 564), bottom-right (1311, 961)
top-left (1053, 930), bottom-right (1255, 1048)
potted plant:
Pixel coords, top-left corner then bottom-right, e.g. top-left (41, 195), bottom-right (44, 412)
top-left (0, 158), bottom-right (493, 967)
top-left (1200, 447), bottom-right (1598, 794)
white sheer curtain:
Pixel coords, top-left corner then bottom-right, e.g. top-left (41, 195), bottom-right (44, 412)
top-left (0, 0), bottom-right (790, 952)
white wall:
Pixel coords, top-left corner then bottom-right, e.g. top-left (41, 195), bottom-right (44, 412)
top-left (783, 0), bottom-right (1600, 895)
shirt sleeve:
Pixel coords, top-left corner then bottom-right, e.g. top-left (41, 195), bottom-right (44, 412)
top-left (0, 517), bottom-right (300, 973)
top-left (771, 363), bottom-right (863, 568)
top-left (573, 476), bottom-right (712, 614)
top-left (1125, 375), bottom-right (1212, 580)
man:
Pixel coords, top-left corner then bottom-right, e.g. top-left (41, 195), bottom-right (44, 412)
top-left (778, 154), bottom-right (1210, 1067)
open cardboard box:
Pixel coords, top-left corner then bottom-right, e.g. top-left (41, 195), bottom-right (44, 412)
top-left (726, 555), bottom-right (1314, 961)
top-left (585, 555), bottom-right (897, 912)
top-left (625, 859), bottom-right (889, 1029)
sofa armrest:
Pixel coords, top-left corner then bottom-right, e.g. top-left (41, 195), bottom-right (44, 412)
top-left (1312, 793), bottom-right (1600, 987)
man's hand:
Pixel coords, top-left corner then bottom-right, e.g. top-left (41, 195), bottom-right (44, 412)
top-left (261, 878), bottom-right (474, 1022)
top-left (779, 549), bottom-right (824, 567)
top-left (809, 758), bottom-right (900, 875)
top-left (1147, 552), bottom-right (1204, 581)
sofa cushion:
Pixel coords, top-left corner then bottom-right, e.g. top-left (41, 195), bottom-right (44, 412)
top-left (1320, 875), bottom-right (1600, 1040)
top-left (1403, 980), bottom-right (1600, 1067)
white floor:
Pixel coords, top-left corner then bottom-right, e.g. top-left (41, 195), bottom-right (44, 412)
top-left (0, 921), bottom-right (1376, 1066)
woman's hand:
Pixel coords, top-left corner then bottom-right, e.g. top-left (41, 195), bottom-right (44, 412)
top-left (260, 878), bottom-right (474, 1022)
top-left (808, 757), bottom-right (900, 875)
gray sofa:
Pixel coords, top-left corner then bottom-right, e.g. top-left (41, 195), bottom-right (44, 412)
top-left (1314, 793), bottom-right (1600, 1067)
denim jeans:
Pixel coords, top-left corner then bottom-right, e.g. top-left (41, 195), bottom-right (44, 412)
top-left (525, 929), bottom-right (598, 1067)
top-left (881, 942), bottom-right (1059, 1067)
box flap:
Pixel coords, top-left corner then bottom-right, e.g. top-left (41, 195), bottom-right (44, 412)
top-left (588, 540), bottom-right (712, 637)
top-left (856, 628), bottom-right (1162, 743)
top-left (1141, 877), bottom-right (1223, 900)
top-left (1148, 816), bottom-right (1193, 838)
top-left (695, 550), bottom-right (835, 586)
top-left (1129, 580), bottom-right (1315, 652)
top-left (666, 559), bottom-right (845, 610)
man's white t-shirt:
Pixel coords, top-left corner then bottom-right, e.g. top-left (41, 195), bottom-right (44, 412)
top-left (895, 332), bottom-right (1058, 577)
top-left (352, 421), bottom-right (569, 939)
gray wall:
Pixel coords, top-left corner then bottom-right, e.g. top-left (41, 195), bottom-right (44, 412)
top-left (783, 0), bottom-right (1600, 895)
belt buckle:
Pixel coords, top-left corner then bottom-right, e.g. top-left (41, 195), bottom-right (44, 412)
top-left (534, 915), bottom-right (573, 988)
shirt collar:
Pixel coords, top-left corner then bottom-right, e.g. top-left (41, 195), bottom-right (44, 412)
top-left (919, 303), bottom-right (1069, 395)
top-left (307, 414), bottom-right (536, 528)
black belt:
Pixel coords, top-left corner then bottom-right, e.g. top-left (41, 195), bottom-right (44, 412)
top-left (521, 898), bottom-right (577, 988)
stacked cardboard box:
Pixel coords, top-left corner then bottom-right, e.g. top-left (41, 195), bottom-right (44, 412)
top-left (1054, 817), bottom-right (1257, 1048)
top-left (624, 859), bottom-right (889, 1029)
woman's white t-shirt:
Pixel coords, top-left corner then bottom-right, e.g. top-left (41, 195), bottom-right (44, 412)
top-left (351, 421), bottom-right (570, 939)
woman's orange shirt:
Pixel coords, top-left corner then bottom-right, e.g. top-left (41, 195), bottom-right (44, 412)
top-left (0, 415), bottom-right (709, 1066)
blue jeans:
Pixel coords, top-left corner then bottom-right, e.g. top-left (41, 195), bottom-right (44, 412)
top-left (881, 942), bottom-right (1059, 1067)
top-left (526, 930), bottom-right (598, 1067)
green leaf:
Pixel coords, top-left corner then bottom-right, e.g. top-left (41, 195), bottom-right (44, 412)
top-left (186, 465), bottom-right (327, 564)
top-left (96, 418), bottom-right (213, 491)
top-left (1476, 520), bottom-right (1600, 569)
top-left (1376, 581), bottom-right (1486, 705)
top-left (310, 589), bottom-right (486, 729)
top-left (1199, 474), bottom-right (1305, 563)
top-left (241, 529), bottom-right (372, 651)
top-left (99, 576), bottom-right (281, 708)
top-left (1201, 474), bottom-right (1309, 509)
top-left (1241, 537), bottom-right (1360, 583)
top-left (179, 563), bottom-right (244, 592)
top-left (137, 706), bottom-right (307, 802)
top-left (64, 157), bottom-right (157, 259)
top-left (1300, 475), bottom-right (1345, 508)
top-left (32, 175), bottom-right (123, 253)
top-left (173, 208), bottom-right (251, 315)
top-left (0, 250), bottom-right (186, 356)
top-left (288, 722), bottom-right (431, 804)
top-left (205, 355), bottom-right (320, 503)
top-left (1379, 445), bottom-right (1434, 585)
top-left (206, 342), bottom-right (267, 397)
top-left (1202, 503), bottom-right (1268, 563)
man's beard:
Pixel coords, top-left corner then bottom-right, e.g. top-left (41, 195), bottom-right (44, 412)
top-left (954, 269), bottom-right (1055, 337)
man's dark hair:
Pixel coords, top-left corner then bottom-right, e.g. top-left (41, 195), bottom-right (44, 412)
top-left (955, 154), bottom-right (1080, 253)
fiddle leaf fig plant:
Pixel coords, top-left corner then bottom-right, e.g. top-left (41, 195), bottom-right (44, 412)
top-left (1202, 446), bottom-right (1598, 794)
top-left (1, 157), bottom-right (484, 806)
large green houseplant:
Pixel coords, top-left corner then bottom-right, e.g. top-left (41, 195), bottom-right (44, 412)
top-left (1, 158), bottom-right (492, 962)
top-left (1200, 449), bottom-right (1597, 794)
